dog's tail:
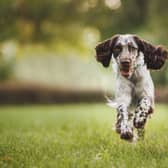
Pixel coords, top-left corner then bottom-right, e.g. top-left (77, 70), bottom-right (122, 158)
top-left (104, 95), bottom-right (118, 108)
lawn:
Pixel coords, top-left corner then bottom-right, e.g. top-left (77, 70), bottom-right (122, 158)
top-left (0, 104), bottom-right (168, 168)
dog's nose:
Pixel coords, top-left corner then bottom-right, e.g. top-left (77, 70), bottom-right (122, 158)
top-left (121, 60), bottom-right (131, 66)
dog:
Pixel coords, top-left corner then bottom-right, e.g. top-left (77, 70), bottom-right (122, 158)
top-left (95, 34), bottom-right (168, 141)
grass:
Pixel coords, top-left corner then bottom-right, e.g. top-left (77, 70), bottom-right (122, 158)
top-left (0, 104), bottom-right (168, 168)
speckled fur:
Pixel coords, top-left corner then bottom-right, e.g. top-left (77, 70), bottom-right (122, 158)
top-left (95, 34), bottom-right (168, 141)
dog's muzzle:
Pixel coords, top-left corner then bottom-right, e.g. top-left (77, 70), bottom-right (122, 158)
top-left (120, 60), bottom-right (132, 78)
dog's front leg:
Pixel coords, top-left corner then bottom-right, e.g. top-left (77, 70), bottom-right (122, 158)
top-left (116, 104), bottom-right (134, 140)
top-left (114, 78), bottom-right (134, 141)
top-left (133, 97), bottom-right (153, 129)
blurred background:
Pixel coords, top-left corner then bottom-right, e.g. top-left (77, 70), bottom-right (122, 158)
top-left (0, 0), bottom-right (168, 104)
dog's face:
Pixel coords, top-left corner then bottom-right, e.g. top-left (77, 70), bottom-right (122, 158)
top-left (112, 35), bottom-right (139, 77)
top-left (95, 34), bottom-right (168, 78)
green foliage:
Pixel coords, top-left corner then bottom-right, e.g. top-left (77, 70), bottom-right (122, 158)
top-left (0, 0), bottom-right (167, 43)
top-left (0, 61), bottom-right (13, 81)
top-left (151, 64), bottom-right (168, 85)
top-left (0, 55), bottom-right (14, 81)
top-left (0, 104), bottom-right (168, 167)
top-left (0, 0), bottom-right (167, 85)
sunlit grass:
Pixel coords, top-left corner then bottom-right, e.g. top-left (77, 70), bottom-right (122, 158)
top-left (0, 104), bottom-right (168, 168)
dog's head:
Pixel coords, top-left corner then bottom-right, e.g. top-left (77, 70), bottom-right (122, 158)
top-left (95, 34), bottom-right (168, 78)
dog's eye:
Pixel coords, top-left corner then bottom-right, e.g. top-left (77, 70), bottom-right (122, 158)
top-left (113, 46), bottom-right (122, 57)
top-left (128, 45), bottom-right (137, 52)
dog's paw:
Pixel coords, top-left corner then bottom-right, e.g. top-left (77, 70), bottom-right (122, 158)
top-left (120, 122), bottom-right (134, 140)
top-left (120, 130), bottom-right (134, 140)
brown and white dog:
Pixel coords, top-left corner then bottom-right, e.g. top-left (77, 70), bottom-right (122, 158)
top-left (95, 34), bottom-right (168, 141)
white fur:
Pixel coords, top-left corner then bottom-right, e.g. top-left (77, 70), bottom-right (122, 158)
top-left (108, 35), bottom-right (154, 140)
top-left (109, 35), bottom-right (154, 109)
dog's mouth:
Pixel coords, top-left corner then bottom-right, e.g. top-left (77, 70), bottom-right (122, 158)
top-left (120, 62), bottom-right (132, 78)
top-left (120, 70), bottom-right (130, 78)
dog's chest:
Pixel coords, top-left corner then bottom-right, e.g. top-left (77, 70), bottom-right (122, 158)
top-left (129, 70), bottom-right (145, 99)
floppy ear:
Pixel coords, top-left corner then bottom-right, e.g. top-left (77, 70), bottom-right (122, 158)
top-left (95, 35), bottom-right (118, 67)
top-left (134, 35), bottom-right (168, 70)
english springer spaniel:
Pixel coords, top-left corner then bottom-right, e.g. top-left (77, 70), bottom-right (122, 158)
top-left (95, 34), bottom-right (168, 141)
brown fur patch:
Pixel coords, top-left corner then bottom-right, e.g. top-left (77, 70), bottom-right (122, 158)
top-left (133, 35), bottom-right (168, 70)
top-left (95, 35), bottom-right (119, 67)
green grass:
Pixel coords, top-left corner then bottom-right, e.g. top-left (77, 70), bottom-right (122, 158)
top-left (0, 104), bottom-right (168, 168)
